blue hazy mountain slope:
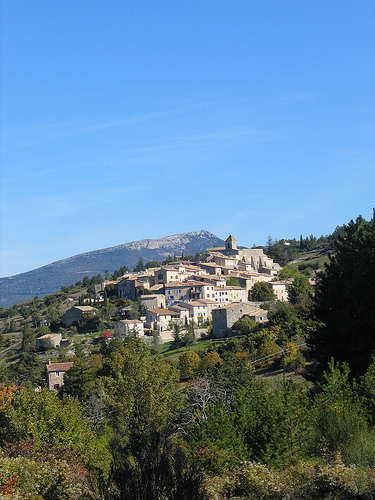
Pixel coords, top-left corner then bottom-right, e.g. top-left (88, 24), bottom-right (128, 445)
top-left (0, 230), bottom-right (224, 307)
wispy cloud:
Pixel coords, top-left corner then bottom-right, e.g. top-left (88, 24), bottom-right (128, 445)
top-left (0, 109), bottom-right (185, 153)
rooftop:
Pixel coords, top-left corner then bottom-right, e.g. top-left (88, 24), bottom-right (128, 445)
top-left (46, 361), bottom-right (74, 372)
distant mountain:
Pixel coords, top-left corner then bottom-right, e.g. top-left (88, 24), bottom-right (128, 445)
top-left (0, 230), bottom-right (224, 307)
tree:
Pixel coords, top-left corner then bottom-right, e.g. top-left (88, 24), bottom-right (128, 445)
top-left (171, 321), bottom-right (182, 343)
top-left (255, 340), bottom-right (281, 367)
top-left (182, 333), bottom-right (195, 348)
top-left (37, 324), bottom-right (51, 337)
top-left (31, 309), bottom-right (41, 328)
top-left (12, 326), bottom-right (41, 384)
top-left (133, 257), bottom-right (145, 272)
top-left (267, 301), bottom-right (304, 341)
top-left (278, 264), bottom-right (299, 280)
top-left (226, 277), bottom-right (241, 287)
top-left (99, 340), bottom-right (195, 499)
top-left (249, 282), bottom-right (275, 302)
top-left (310, 212), bottom-right (375, 377)
top-left (62, 359), bottom-right (94, 400)
top-left (179, 350), bottom-right (201, 380)
top-left (288, 273), bottom-right (312, 304)
top-left (232, 316), bottom-right (259, 335)
top-left (0, 387), bottom-right (110, 475)
top-left (78, 310), bottom-right (101, 333)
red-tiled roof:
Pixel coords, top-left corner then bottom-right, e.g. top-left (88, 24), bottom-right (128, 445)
top-left (46, 362), bottom-right (74, 372)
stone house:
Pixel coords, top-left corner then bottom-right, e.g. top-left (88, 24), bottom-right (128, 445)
top-left (139, 294), bottom-right (166, 312)
top-left (244, 308), bottom-right (268, 323)
top-left (213, 286), bottom-right (230, 304)
top-left (267, 281), bottom-right (288, 301)
top-left (62, 305), bottom-right (96, 327)
top-left (190, 274), bottom-right (227, 288)
top-left (225, 286), bottom-right (246, 303)
top-left (199, 262), bottom-right (223, 275)
top-left (195, 298), bottom-right (221, 319)
top-left (36, 333), bottom-right (62, 350)
top-left (154, 266), bottom-right (185, 285)
top-left (185, 280), bottom-right (216, 301)
top-left (176, 301), bottom-right (209, 324)
top-left (145, 308), bottom-right (180, 332)
top-left (230, 272), bottom-right (273, 298)
top-left (46, 361), bottom-right (74, 391)
top-left (212, 302), bottom-right (267, 338)
top-left (165, 282), bottom-right (191, 305)
top-left (212, 252), bottom-right (239, 269)
top-left (115, 319), bottom-right (144, 337)
top-left (117, 276), bottom-right (139, 300)
top-left (168, 305), bottom-right (190, 323)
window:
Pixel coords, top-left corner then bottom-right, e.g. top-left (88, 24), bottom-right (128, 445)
top-left (55, 371), bottom-right (60, 376)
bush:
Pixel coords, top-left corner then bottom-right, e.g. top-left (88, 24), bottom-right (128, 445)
top-left (203, 457), bottom-right (375, 499)
top-left (179, 351), bottom-right (201, 380)
top-left (255, 341), bottom-right (281, 367)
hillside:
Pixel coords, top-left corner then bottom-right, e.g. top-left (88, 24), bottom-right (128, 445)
top-left (0, 230), bottom-right (224, 307)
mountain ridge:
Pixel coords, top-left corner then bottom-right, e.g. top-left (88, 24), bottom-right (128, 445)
top-left (0, 230), bottom-right (224, 307)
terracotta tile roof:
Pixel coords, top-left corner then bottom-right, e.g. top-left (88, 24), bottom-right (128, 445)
top-left (147, 308), bottom-right (180, 316)
top-left (46, 362), bottom-right (74, 372)
top-left (185, 280), bottom-right (212, 286)
top-left (117, 320), bottom-right (142, 324)
top-left (184, 301), bottom-right (207, 307)
top-left (150, 284), bottom-right (164, 291)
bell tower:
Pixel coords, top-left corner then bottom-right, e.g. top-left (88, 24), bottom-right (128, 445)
top-left (225, 234), bottom-right (237, 252)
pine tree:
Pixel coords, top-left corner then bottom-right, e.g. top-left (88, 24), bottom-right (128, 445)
top-left (310, 211), bottom-right (375, 377)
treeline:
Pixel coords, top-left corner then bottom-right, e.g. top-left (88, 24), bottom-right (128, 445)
top-left (264, 224), bottom-right (346, 266)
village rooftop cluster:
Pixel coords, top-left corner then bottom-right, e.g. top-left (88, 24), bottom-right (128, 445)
top-left (64, 235), bottom-right (290, 339)
top-left (39, 234), bottom-right (314, 391)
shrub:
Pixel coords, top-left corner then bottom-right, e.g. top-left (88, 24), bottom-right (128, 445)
top-left (179, 351), bottom-right (201, 380)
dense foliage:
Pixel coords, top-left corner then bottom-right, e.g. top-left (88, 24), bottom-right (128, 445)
top-left (310, 211), bottom-right (375, 377)
top-left (1, 213), bottom-right (375, 498)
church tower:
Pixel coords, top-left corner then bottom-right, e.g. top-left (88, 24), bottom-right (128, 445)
top-left (225, 234), bottom-right (237, 252)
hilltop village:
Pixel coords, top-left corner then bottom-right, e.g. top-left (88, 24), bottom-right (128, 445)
top-left (2, 215), bottom-right (375, 499)
top-left (61, 235), bottom-right (289, 342)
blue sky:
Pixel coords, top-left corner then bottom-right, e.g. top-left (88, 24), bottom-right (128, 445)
top-left (1, 1), bottom-right (374, 278)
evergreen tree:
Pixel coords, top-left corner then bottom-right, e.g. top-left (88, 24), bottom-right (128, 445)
top-left (133, 257), bottom-right (145, 272)
top-left (310, 211), bottom-right (375, 377)
top-left (288, 273), bottom-right (312, 304)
